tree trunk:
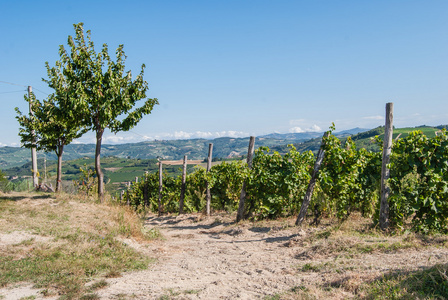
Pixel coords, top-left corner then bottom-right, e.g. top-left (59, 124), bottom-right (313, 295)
top-left (55, 144), bottom-right (64, 192)
top-left (95, 129), bottom-right (105, 202)
top-left (295, 131), bottom-right (328, 226)
top-left (236, 136), bottom-right (256, 222)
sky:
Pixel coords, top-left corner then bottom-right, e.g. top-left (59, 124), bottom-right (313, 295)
top-left (1, 0), bottom-right (447, 146)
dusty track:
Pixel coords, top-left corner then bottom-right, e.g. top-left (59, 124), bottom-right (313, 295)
top-left (97, 214), bottom-right (448, 299)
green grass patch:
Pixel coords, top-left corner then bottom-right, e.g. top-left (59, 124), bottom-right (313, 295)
top-left (0, 192), bottom-right (155, 298)
top-left (362, 263), bottom-right (448, 299)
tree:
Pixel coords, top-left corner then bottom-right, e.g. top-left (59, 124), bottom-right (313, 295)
top-left (0, 170), bottom-right (7, 191)
top-left (16, 89), bottom-right (87, 192)
top-left (58, 23), bottom-right (158, 200)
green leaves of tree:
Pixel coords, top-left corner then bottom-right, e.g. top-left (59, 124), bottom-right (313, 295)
top-left (52, 22), bottom-right (158, 198)
top-left (60, 23), bottom-right (158, 135)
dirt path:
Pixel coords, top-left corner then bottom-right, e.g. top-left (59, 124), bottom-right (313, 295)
top-left (1, 195), bottom-right (447, 299)
top-left (97, 214), bottom-right (448, 299)
top-left (98, 214), bottom-right (304, 299)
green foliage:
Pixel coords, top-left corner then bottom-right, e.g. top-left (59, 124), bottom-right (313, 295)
top-left (124, 166), bottom-right (208, 214)
top-left (209, 161), bottom-right (246, 211)
top-left (119, 127), bottom-right (448, 233)
top-left (363, 263), bottom-right (448, 299)
top-left (74, 165), bottom-right (97, 196)
top-left (59, 23), bottom-right (159, 134)
top-left (388, 130), bottom-right (448, 233)
top-left (0, 170), bottom-right (7, 191)
top-left (52, 22), bottom-right (158, 198)
top-left (320, 131), bottom-right (381, 220)
top-left (246, 146), bottom-right (313, 219)
top-left (15, 91), bottom-right (87, 191)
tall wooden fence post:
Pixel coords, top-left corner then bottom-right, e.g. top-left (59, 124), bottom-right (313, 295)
top-left (28, 86), bottom-right (38, 188)
top-left (295, 131), bottom-right (329, 226)
top-left (379, 102), bottom-right (394, 231)
top-left (143, 171), bottom-right (149, 207)
top-left (158, 161), bottom-right (163, 216)
top-left (179, 155), bottom-right (187, 214)
top-left (206, 144), bottom-right (213, 216)
top-left (236, 136), bottom-right (255, 222)
top-left (126, 181), bottom-right (131, 206)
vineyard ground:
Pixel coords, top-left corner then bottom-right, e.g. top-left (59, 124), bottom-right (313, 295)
top-left (99, 213), bottom-right (448, 299)
top-left (1, 194), bottom-right (447, 299)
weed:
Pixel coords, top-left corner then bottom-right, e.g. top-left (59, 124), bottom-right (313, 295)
top-left (79, 293), bottom-right (100, 300)
top-left (184, 289), bottom-right (200, 294)
top-left (14, 238), bottom-right (35, 247)
top-left (165, 288), bottom-right (180, 296)
top-left (301, 262), bottom-right (334, 272)
top-left (144, 227), bottom-right (162, 240)
top-left (89, 279), bottom-right (108, 291)
top-left (0, 192), bottom-right (153, 298)
top-left (105, 270), bottom-right (122, 278)
top-left (362, 263), bottom-right (448, 299)
top-left (290, 285), bottom-right (308, 293)
top-left (263, 295), bottom-right (280, 300)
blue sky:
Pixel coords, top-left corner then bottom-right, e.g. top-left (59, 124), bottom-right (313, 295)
top-left (1, 0), bottom-right (447, 146)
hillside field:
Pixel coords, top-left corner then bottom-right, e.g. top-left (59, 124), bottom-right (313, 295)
top-left (0, 192), bottom-right (447, 299)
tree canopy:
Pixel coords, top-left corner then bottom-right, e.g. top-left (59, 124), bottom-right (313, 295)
top-left (16, 22), bottom-right (158, 197)
top-left (16, 89), bottom-right (87, 191)
top-left (56, 23), bottom-right (159, 199)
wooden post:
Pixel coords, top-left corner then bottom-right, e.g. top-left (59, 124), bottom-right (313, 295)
top-left (236, 136), bottom-right (255, 222)
top-left (206, 144), bottom-right (213, 216)
top-left (43, 155), bottom-right (47, 183)
top-left (28, 86), bottom-right (38, 188)
top-left (295, 131), bottom-right (329, 226)
top-left (126, 181), bottom-right (131, 206)
top-left (143, 171), bottom-right (149, 207)
top-left (135, 177), bottom-right (138, 183)
top-left (179, 155), bottom-right (187, 214)
top-left (158, 161), bottom-right (163, 216)
top-left (379, 102), bottom-right (394, 231)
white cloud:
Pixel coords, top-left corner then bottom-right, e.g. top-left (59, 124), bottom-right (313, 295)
top-left (289, 127), bottom-right (305, 133)
top-left (363, 115), bottom-right (383, 120)
top-left (68, 130), bottom-right (249, 144)
top-left (289, 124), bottom-right (321, 133)
top-left (289, 119), bottom-right (323, 132)
top-left (165, 130), bottom-right (247, 140)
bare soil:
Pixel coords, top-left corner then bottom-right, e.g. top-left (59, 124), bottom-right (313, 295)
top-left (1, 195), bottom-right (447, 300)
top-left (97, 213), bottom-right (448, 299)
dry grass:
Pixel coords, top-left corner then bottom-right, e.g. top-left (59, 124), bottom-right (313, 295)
top-left (1, 193), bottom-right (447, 299)
top-left (0, 191), bottom-right (157, 299)
top-left (261, 213), bottom-right (448, 299)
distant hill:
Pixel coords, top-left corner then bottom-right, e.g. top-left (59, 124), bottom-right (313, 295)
top-left (1, 126), bottom-right (445, 171)
top-left (0, 131), bottom-right (358, 170)
top-left (259, 128), bottom-right (368, 140)
top-left (270, 125), bottom-right (445, 154)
